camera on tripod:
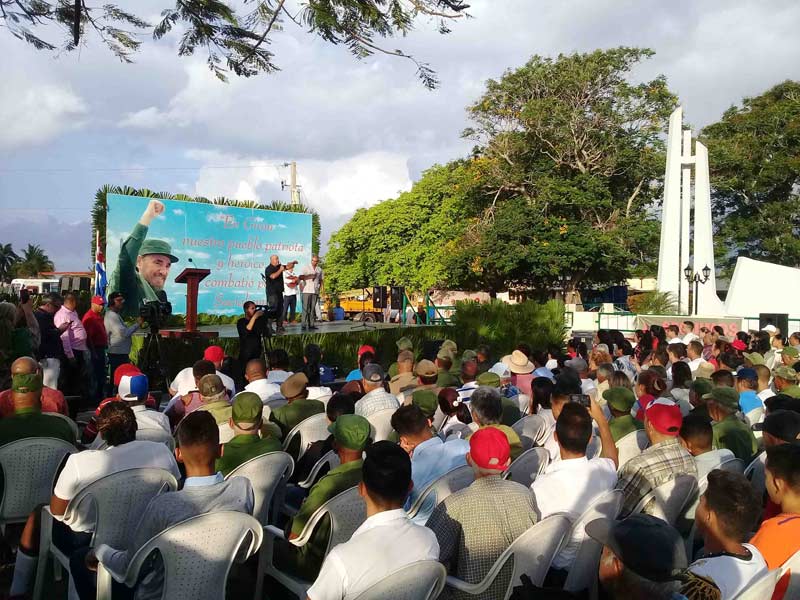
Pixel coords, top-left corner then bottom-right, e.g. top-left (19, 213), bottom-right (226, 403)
top-left (139, 299), bottom-right (173, 331)
top-left (253, 304), bottom-right (279, 318)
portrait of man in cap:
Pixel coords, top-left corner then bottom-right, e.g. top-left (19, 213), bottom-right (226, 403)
top-left (108, 199), bottom-right (179, 317)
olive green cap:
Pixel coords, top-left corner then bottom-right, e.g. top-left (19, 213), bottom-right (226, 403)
top-left (412, 389), bottom-right (438, 419)
top-left (603, 387), bottom-right (636, 412)
top-left (199, 374), bottom-right (225, 399)
top-left (231, 392), bottom-right (263, 428)
top-left (437, 348), bottom-right (454, 361)
top-left (441, 339), bottom-right (458, 353)
top-left (476, 372), bottom-right (501, 388)
top-left (327, 414), bottom-right (371, 451)
top-left (139, 239), bottom-right (179, 263)
top-left (784, 347), bottom-right (800, 359)
top-left (690, 378), bottom-right (714, 397)
top-left (12, 373), bottom-right (43, 394)
top-left (462, 349), bottom-right (478, 362)
top-left (743, 352), bottom-right (764, 366)
top-left (396, 337), bottom-right (413, 351)
top-left (774, 365), bottom-right (799, 382)
top-left (414, 360), bottom-right (437, 378)
top-left (702, 386), bottom-right (740, 410)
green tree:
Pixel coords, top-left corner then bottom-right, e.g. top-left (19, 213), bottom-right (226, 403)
top-left (2, 0), bottom-right (468, 86)
top-left (454, 47), bottom-right (676, 297)
top-left (13, 244), bottom-right (55, 277)
top-left (700, 81), bottom-right (800, 273)
top-left (0, 244), bottom-right (19, 282)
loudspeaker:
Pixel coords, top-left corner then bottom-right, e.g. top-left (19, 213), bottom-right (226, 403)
top-left (759, 313), bottom-right (789, 336)
top-left (390, 286), bottom-right (405, 310)
top-left (422, 339), bottom-right (444, 361)
top-left (372, 286), bottom-right (387, 309)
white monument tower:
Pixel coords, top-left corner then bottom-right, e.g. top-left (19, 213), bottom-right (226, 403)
top-left (656, 107), bottom-right (725, 315)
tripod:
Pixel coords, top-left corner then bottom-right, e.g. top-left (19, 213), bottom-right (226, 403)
top-left (350, 287), bottom-right (376, 331)
top-left (138, 327), bottom-right (171, 394)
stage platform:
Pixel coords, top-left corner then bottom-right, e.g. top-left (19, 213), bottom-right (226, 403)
top-left (158, 320), bottom-right (424, 339)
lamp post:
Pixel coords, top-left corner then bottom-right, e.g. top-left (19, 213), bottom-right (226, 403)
top-left (684, 264), bottom-right (711, 315)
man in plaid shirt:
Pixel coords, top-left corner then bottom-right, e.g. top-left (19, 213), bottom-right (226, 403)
top-left (617, 397), bottom-right (697, 516)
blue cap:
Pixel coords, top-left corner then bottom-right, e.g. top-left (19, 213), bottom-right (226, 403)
top-left (737, 368), bottom-right (757, 381)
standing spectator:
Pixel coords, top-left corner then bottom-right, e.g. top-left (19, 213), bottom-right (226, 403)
top-left (236, 301), bottom-right (268, 365)
top-left (82, 295), bottom-right (108, 404)
top-left (54, 292), bottom-right (90, 402)
top-left (616, 398), bottom-right (697, 517)
top-left (307, 441), bottom-right (439, 600)
top-left (427, 427), bottom-right (537, 600)
top-left (679, 414), bottom-right (735, 480)
top-left (264, 255), bottom-right (288, 334)
top-left (34, 293), bottom-right (67, 389)
top-left (355, 364), bottom-right (399, 418)
top-left (299, 255), bottom-right (323, 332)
top-left (0, 356), bottom-right (67, 417)
top-left (215, 391), bottom-right (281, 476)
top-left (0, 297), bottom-right (38, 372)
top-left (283, 260), bottom-right (300, 324)
top-left (104, 291), bottom-right (141, 386)
top-left (684, 471), bottom-right (767, 599)
top-left (704, 386), bottom-right (758, 463)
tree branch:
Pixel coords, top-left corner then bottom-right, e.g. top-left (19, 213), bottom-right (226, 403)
top-left (234, 0), bottom-right (285, 68)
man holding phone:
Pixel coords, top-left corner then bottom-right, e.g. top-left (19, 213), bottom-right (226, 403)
top-left (33, 293), bottom-right (69, 389)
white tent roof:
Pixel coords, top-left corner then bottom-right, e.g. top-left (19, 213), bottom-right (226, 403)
top-left (724, 257), bottom-right (800, 318)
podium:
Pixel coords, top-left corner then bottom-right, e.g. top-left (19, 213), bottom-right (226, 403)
top-left (174, 268), bottom-right (211, 333)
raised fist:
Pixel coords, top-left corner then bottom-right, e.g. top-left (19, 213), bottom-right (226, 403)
top-left (140, 199), bottom-right (166, 226)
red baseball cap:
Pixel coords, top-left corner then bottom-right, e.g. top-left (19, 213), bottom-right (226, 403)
top-left (633, 393), bottom-right (656, 421)
top-left (91, 295), bottom-right (105, 306)
top-left (645, 398), bottom-right (683, 436)
top-left (113, 363), bottom-right (142, 386)
top-left (469, 427), bottom-right (511, 471)
top-left (204, 345), bottom-right (225, 363)
top-left (357, 345), bottom-right (375, 357)
top-left (732, 339), bottom-right (747, 351)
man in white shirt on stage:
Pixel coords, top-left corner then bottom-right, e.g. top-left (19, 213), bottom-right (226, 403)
top-left (299, 255), bottom-right (323, 332)
top-left (283, 260), bottom-right (299, 325)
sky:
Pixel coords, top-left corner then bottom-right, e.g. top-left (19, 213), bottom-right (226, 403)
top-left (1, 0), bottom-right (799, 271)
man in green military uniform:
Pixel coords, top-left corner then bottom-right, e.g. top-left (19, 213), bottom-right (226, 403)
top-left (275, 414), bottom-right (370, 580)
top-left (773, 365), bottom-right (800, 398)
top-left (270, 372), bottom-right (325, 439)
top-left (0, 373), bottom-right (76, 446)
top-left (216, 391), bottom-right (281, 476)
top-left (604, 387), bottom-right (644, 442)
top-left (195, 374), bottom-right (231, 425)
top-left (704, 386), bottom-right (758, 463)
top-left (436, 348), bottom-right (461, 388)
top-left (388, 337), bottom-right (414, 378)
top-left (108, 199), bottom-right (179, 318)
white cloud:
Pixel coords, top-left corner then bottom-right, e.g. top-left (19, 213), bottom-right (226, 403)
top-left (181, 250), bottom-right (211, 259)
top-left (206, 212), bottom-right (229, 223)
top-left (172, 209), bottom-right (185, 216)
top-left (0, 83), bottom-right (86, 149)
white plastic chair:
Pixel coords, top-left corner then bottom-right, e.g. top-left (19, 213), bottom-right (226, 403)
top-left (744, 453), bottom-right (766, 496)
top-left (517, 393), bottom-right (531, 415)
top-left (297, 450), bottom-right (340, 490)
top-left (745, 406), bottom-right (765, 428)
top-left (502, 447), bottom-right (549, 488)
top-left (260, 486), bottom-right (367, 599)
top-left (442, 422), bottom-right (473, 441)
top-left (33, 467), bottom-right (179, 600)
top-left (615, 429), bottom-right (649, 467)
top-left (731, 568), bottom-right (779, 600)
top-left (0, 437), bottom-right (76, 530)
top-left (43, 412), bottom-right (80, 442)
top-left (778, 548), bottom-right (800, 600)
top-left (511, 415), bottom-right (548, 449)
top-left (444, 514), bottom-right (572, 598)
top-left (136, 427), bottom-right (176, 451)
top-left (562, 490), bottom-right (624, 597)
top-left (353, 560), bottom-right (447, 600)
top-left (367, 408), bottom-right (397, 442)
top-left (406, 465), bottom-right (474, 520)
top-left (631, 474), bottom-right (698, 525)
top-left (225, 451), bottom-right (294, 526)
top-left (282, 413), bottom-right (330, 461)
top-left (96, 511), bottom-right (263, 600)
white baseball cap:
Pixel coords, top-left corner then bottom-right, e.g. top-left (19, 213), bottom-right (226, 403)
top-left (762, 325), bottom-right (778, 334)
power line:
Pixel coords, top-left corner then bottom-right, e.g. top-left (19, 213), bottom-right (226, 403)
top-left (0, 162), bottom-right (286, 174)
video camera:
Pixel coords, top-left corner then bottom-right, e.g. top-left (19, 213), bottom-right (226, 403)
top-left (253, 304), bottom-right (280, 318)
top-left (140, 299), bottom-right (172, 331)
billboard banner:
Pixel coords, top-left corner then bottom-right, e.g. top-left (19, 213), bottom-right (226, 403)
top-left (105, 194), bottom-right (312, 316)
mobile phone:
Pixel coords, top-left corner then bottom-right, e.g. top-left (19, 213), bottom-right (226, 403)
top-left (568, 394), bottom-right (591, 408)
top-left (19, 289), bottom-right (30, 304)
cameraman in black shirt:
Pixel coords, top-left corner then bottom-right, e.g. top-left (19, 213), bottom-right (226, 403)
top-left (237, 301), bottom-right (269, 364)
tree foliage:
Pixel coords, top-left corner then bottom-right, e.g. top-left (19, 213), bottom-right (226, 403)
top-left (0, 244), bottom-right (19, 283)
top-left (1, 0), bottom-right (470, 85)
top-left (700, 81), bottom-right (800, 272)
top-left (11, 244), bottom-right (55, 277)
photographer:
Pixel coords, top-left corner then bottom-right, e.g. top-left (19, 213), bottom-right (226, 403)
top-left (264, 255), bottom-right (292, 334)
top-left (237, 301), bottom-right (269, 364)
top-left (104, 292), bottom-right (143, 392)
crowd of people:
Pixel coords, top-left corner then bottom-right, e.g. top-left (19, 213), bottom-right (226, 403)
top-left (0, 300), bottom-right (799, 600)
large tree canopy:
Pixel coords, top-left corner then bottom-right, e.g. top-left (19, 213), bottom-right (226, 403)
top-left (701, 81), bottom-right (800, 273)
top-left (1, 0), bottom-right (469, 85)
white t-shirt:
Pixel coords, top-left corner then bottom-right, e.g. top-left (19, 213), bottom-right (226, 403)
top-left (170, 367), bottom-right (235, 397)
top-left (130, 404), bottom-right (171, 434)
top-left (307, 509), bottom-right (439, 600)
top-left (688, 545), bottom-right (768, 599)
top-left (758, 388), bottom-right (776, 403)
top-left (688, 357), bottom-right (707, 373)
top-left (532, 456), bottom-right (618, 569)
top-left (283, 269), bottom-right (298, 296)
top-left (683, 333), bottom-right (700, 345)
top-left (300, 265), bottom-right (323, 294)
top-left (53, 440), bottom-right (180, 531)
top-left (694, 449), bottom-right (736, 481)
top-left (245, 378), bottom-right (282, 403)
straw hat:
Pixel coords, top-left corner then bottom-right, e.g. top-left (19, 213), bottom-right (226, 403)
top-left (501, 350), bottom-right (534, 374)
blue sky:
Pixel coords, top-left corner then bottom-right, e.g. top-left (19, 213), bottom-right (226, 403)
top-left (106, 194), bottom-right (312, 314)
top-left (1, 0), bottom-right (799, 272)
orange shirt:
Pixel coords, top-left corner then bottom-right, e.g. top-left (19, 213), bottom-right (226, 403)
top-left (751, 513), bottom-right (800, 600)
top-left (0, 387), bottom-right (67, 418)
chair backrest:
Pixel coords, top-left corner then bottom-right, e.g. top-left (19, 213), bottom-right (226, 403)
top-left (615, 429), bottom-right (649, 467)
top-left (0, 437), bottom-right (76, 522)
top-left (292, 486), bottom-right (366, 554)
top-left (135, 428), bottom-right (176, 451)
top-left (779, 548), bottom-right (800, 600)
top-left (282, 413), bottom-right (329, 461)
top-left (297, 450), bottom-right (340, 489)
top-left (406, 465), bottom-right (474, 519)
top-left (731, 568), bottom-right (779, 600)
top-left (511, 415), bottom-right (548, 448)
top-left (353, 560), bottom-right (447, 600)
top-left (502, 447), bottom-right (549, 488)
top-left (123, 511), bottom-right (262, 600)
top-left (744, 407), bottom-right (765, 428)
top-left (631, 474), bottom-right (698, 525)
top-left (517, 394), bottom-right (531, 414)
top-left (562, 490), bottom-right (624, 593)
top-left (717, 457), bottom-right (745, 475)
top-left (43, 412), bottom-right (79, 442)
top-left (65, 467), bottom-right (178, 548)
top-left (367, 408), bottom-right (397, 442)
top-left (442, 422), bottom-right (472, 441)
top-left (225, 451), bottom-right (294, 525)
top-left (744, 453), bottom-right (766, 496)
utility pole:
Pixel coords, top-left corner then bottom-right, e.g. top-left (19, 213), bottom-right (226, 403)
top-left (282, 161), bottom-right (301, 205)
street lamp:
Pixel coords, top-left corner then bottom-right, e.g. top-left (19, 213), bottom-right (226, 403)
top-left (684, 263), bottom-right (711, 315)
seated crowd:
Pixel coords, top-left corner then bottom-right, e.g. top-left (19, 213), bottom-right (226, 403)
top-left (1, 307), bottom-right (799, 600)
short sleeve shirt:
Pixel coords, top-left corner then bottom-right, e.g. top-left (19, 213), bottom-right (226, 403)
top-left (264, 263), bottom-right (284, 295)
top-left (270, 398), bottom-right (325, 439)
top-left (712, 416), bottom-right (758, 463)
top-left (215, 434), bottom-right (282, 476)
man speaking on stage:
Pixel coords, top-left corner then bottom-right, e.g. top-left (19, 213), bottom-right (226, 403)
top-left (108, 199), bottom-right (179, 318)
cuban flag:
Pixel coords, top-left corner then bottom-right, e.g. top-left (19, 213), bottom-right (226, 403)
top-left (94, 230), bottom-right (107, 298)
